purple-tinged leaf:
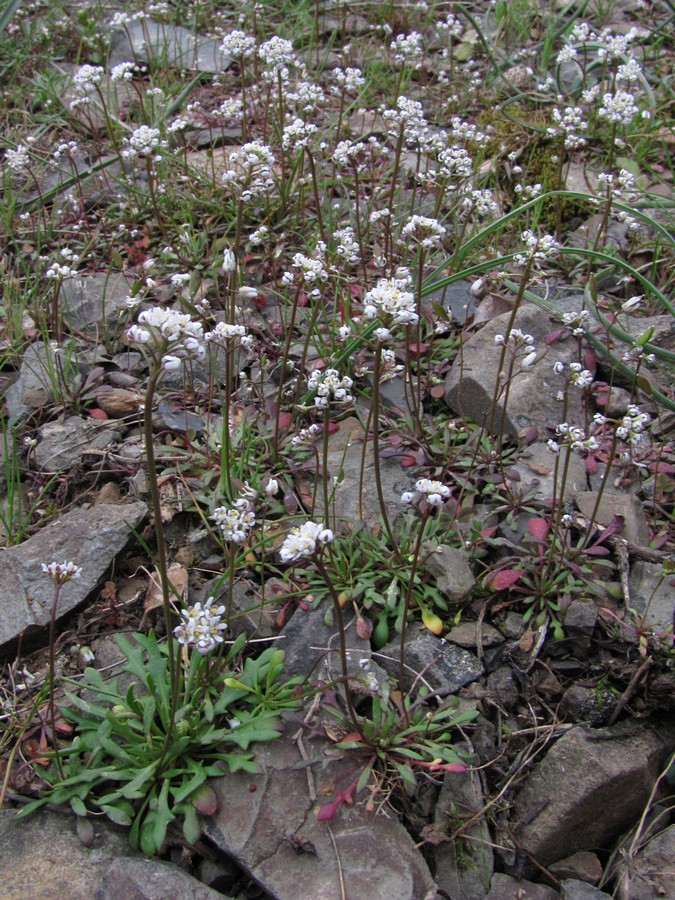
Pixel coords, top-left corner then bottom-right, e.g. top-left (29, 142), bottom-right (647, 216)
top-left (490, 569), bottom-right (526, 591)
top-left (527, 518), bottom-right (549, 541)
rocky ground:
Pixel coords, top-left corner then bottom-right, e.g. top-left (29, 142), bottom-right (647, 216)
top-left (1, 2), bottom-right (674, 899)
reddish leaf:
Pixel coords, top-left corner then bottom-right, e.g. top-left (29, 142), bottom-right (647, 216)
top-left (648, 461), bottom-right (675, 474)
top-left (277, 411), bottom-right (293, 428)
top-left (192, 784), bottom-right (218, 816)
top-left (87, 408), bottom-right (109, 420)
top-left (408, 342), bottom-right (427, 353)
top-left (490, 569), bottom-right (526, 591)
top-left (400, 453), bottom-right (417, 468)
top-left (545, 329), bottom-right (566, 345)
top-left (429, 384), bottom-right (445, 399)
top-left (480, 526), bottom-right (498, 539)
top-left (316, 798), bottom-right (341, 821)
top-left (584, 346), bottom-right (597, 371)
top-left (584, 546), bottom-right (610, 556)
top-left (527, 517), bottom-right (549, 541)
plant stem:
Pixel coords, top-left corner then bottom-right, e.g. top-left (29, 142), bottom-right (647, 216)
top-left (313, 555), bottom-right (360, 733)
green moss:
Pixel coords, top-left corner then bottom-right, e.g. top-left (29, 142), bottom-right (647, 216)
top-left (477, 104), bottom-right (596, 232)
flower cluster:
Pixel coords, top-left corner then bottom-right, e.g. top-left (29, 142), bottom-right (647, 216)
top-left (494, 329), bottom-right (538, 367)
top-left (616, 404), bottom-right (651, 446)
top-left (333, 226), bottom-right (360, 265)
top-left (282, 117), bottom-right (317, 152)
top-left (390, 32), bottom-right (423, 64)
top-left (219, 30), bottom-right (256, 59)
top-left (598, 90), bottom-right (639, 126)
top-left (547, 423), bottom-right (599, 454)
top-left (307, 368), bottom-right (354, 409)
top-left (401, 215), bottom-right (446, 249)
top-left (127, 307), bottom-right (205, 370)
top-left (401, 478), bottom-right (451, 507)
top-left (122, 126), bottom-right (166, 160)
top-left (363, 273), bottom-right (418, 326)
top-left (553, 361), bottom-right (594, 388)
top-left (547, 106), bottom-right (588, 150)
top-left (5, 144), bottom-right (30, 174)
top-left (221, 141), bottom-right (276, 202)
top-left (205, 321), bottom-right (253, 349)
top-left (331, 66), bottom-right (365, 94)
top-left (279, 521), bottom-right (334, 562)
top-left (462, 189), bottom-right (498, 218)
top-left (42, 561), bottom-right (82, 585)
top-left (212, 500), bottom-right (256, 543)
top-left (173, 600), bottom-right (227, 655)
top-left (513, 231), bottom-right (559, 266)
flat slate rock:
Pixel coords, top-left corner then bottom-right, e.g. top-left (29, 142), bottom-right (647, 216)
top-left (0, 500), bottom-right (147, 654)
top-left (510, 719), bottom-right (675, 872)
top-left (109, 19), bottom-right (233, 73)
top-left (0, 809), bottom-right (225, 900)
top-left (202, 722), bottom-right (437, 900)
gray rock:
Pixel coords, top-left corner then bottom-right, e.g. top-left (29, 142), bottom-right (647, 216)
top-left (560, 684), bottom-right (617, 727)
top-left (0, 808), bottom-right (224, 900)
top-left (423, 542), bottom-right (476, 601)
top-left (574, 491), bottom-right (651, 546)
top-left (36, 415), bottom-right (116, 471)
top-left (0, 808), bottom-right (128, 900)
top-left (312, 416), bottom-right (414, 527)
top-left (433, 745), bottom-right (493, 899)
top-left (563, 598), bottom-right (598, 653)
top-left (423, 280), bottom-right (477, 324)
top-left (0, 500), bottom-right (147, 654)
top-left (279, 602), bottom-right (372, 682)
top-left (445, 305), bottom-right (583, 439)
top-left (446, 621), bottom-right (504, 649)
top-left (614, 824), bottom-right (675, 900)
top-left (549, 850), bottom-right (603, 885)
top-left (97, 857), bottom-right (230, 900)
top-left (202, 723), bottom-right (437, 900)
top-left (376, 631), bottom-right (483, 693)
top-left (487, 666), bottom-right (520, 710)
top-left (198, 578), bottom-right (277, 640)
top-left (109, 20), bottom-right (233, 73)
top-left (60, 272), bottom-right (135, 338)
top-left (629, 560), bottom-right (675, 635)
top-left (486, 873), bottom-right (558, 899)
top-left (507, 441), bottom-right (588, 502)
top-left (510, 719), bottom-right (675, 872)
top-left (4, 341), bottom-right (84, 421)
top-left (559, 879), bottom-right (612, 899)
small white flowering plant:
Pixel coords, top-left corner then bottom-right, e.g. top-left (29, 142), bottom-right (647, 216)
top-left (17, 629), bottom-right (302, 855)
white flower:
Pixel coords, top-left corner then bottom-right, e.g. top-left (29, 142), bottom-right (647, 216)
top-left (5, 144), bottom-right (30, 174)
top-left (212, 499), bottom-right (256, 543)
top-left (174, 600), bottom-right (227, 655)
top-left (413, 478), bottom-right (451, 507)
top-left (307, 368), bottom-right (354, 409)
top-left (127, 306), bottom-right (205, 364)
top-left (401, 215), bottom-right (446, 249)
top-left (222, 249), bottom-right (236, 273)
top-left (264, 478), bottom-right (279, 498)
top-left (598, 90), bottom-right (639, 126)
top-left (220, 30), bottom-right (256, 59)
top-left (364, 275), bottom-right (417, 326)
top-left (279, 521), bottom-right (334, 562)
top-left (205, 322), bottom-right (249, 344)
top-left (42, 561), bottom-right (82, 584)
top-left (122, 126), bottom-right (165, 160)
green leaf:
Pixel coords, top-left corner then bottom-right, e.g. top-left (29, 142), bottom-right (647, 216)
top-left (99, 802), bottom-right (134, 826)
top-left (153, 780), bottom-right (175, 851)
top-left (70, 797), bottom-right (88, 816)
top-left (171, 769), bottom-right (207, 804)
